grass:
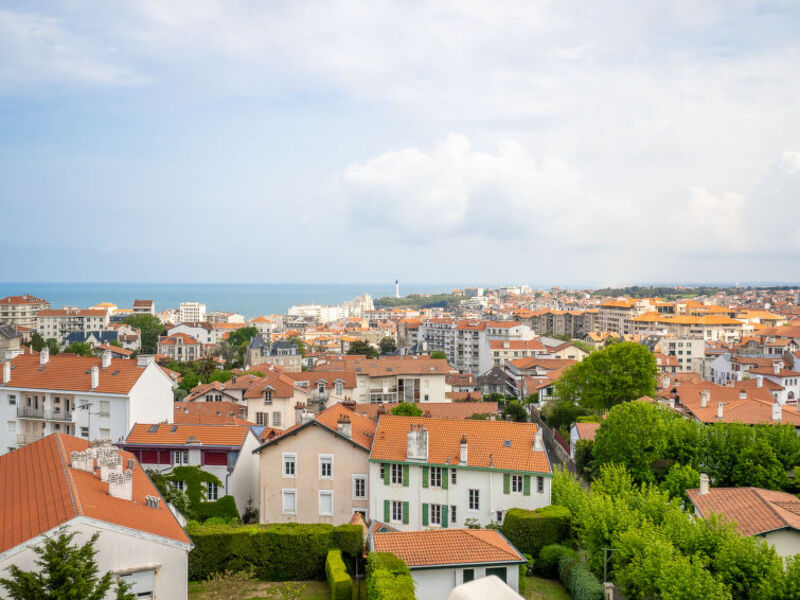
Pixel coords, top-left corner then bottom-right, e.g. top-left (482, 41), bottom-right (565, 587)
top-left (523, 575), bottom-right (572, 600)
top-left (188, 580), bottom-right (330, 599)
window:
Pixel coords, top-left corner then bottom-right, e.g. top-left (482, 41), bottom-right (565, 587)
top-left (272, 412), bottom-right (281, 426)
top-left (174, 450), bottom-right (189, 465)
top-left (99, 400), bottom-right (110, 416)
top-left (319, 490), bottom-right (333, 516)
top-left (463, 569), bottom-right (474, 583)
top-left (511, 475), bottom-right (523, 493)
top-left (430, 503), bottom-right (442, 525)
top-left (537, 476), bottom-right (544, 493)
top-left (391, 463), bottom-right (403, 485)
top-left (496, 510), bottom-right (504, 523)
top-left (80, 427), bottom-right (89, 438)
top-left (335, 382), bottom-right (343, 395)
top-left (283, 453), bottom-right (296, 477)
top-left (380, 463), bottom-right (385, 481)
top-left (118, 569), bottom-right (155, 600)
top-left (264, 390), bottom-right (272, 405)
top-left (173, 480), bottom-right (184, 491)
top-left (430, 467), bottom-right (442, 487)
top-left (468, 489), bottom-right (480, 510)
top-left (207, 481), bottom-right (218, 501)
top-left (319, 455), bottom-right (333, 479)
top-left (486, 567), bottom-right (507, 583)
top-left (256, 412), bottom-right (267, 425)
top-left (318, 382), bottom-right (326, 394)
top-left (282, 489), bottom-right (297, 514)
top-left (8, 394), bottom-right (16, 406)
top-left (450, 505), bottom-right (457, 524)
top-left (7, 421), bottom-right (15, 433)
top-left (353, 475), bottom-right (366, 499)
top-left (451, 469), bottom-right (457, 485)
top-left (391, 500), bottom-right (403, 522)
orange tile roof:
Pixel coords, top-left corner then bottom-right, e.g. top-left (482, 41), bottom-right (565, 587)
top-left (174, 401), bottom-right (250, 424)
top-left (0, 294), bottom-right (47, 305)
top-left (125, 423), bottom-right (252, 447)
top-left (675, 384), bottom-right (800, 425)
top-left (158, 332), bottom-right (201, 346)
top-left (256, 402), bottom-right (376, 451)
top-left (372, 529), bottom-right (525, 567)
top-left (0, 434), bottom-right (190, 554)
top-left (38, 309), bottom-right (106, 317)
top-left (687, 487), bottom-right (800, 536)
top-left (283, 370), bottom-right (357, 388)
top-left (509, 357), bottom-right (576, 371)
top-left (370, 416), bottom-right (551, 474)
top-left (357, 402), bottom-right (498, 420)
top-left (1, 353), bottom-right (148, 394)
top-left (243, 370), bottom-right (306, 399)
top-left (575, 422), bottom-right (600, 441)
top-left (314, 356), bottom-right (450, 377)
top-left (95, 343), bottom-right (134, 357)
top-left (488, 339), bottom-right (546, 351)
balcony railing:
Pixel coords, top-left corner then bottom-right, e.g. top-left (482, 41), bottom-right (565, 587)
top-left (16, 406), bottom-right (74, 422)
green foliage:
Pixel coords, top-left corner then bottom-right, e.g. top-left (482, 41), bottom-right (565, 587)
top-left (188, 523), bottom-right (364, 582)
top-left (0, 529), bottom-right (134, 600)
top-left (565, 561), bottom-right (604, 600)
top-left (109, 340), bottom-right (122, 348)
top-left (429, 351), bottom-right (447, 360)
top-left (501, 505), bottom-right (571, 557)
top-left (196, 496), bottom-right (240, 522)
top-left (541, 397), bottom-right (589, 432)
top-left (374, 293), bottom-right (458, 310)
top-left (535, 544), bottom-right (579, 579)
top-left (391, 402), bottom-right (423, 417)
top-left (123, 314), bottom-right (163, 354)
top-left (366, 553), bottom-right (415, 600)
top-left (286, 336), bottom-right (307, 358)
top-left (574, 440), bottom-right (596, 480)
top-left (347, 340), bottom-right (378, 359)
top-left (379, 336), bottom-right (397, 355)
top-left (325, 550), bottom-right (353, 600)
top-left (203, 568), bottom-right (255, 600)
top-left (332, 525), bottom-right (363, 559)
top-left (660, 463), bottom-right (700, 503)
top-left (46, 338), bottom-right (60, 355)
top-left (502, 400), bottom-right (528, 422)
top-left (30, 331), bottom-right (45, 352)
top-left (63, 341), bottom-right (93, 356)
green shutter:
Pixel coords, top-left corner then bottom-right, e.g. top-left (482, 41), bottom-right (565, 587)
top-left (523, 475), bottom-right (531, 496)
top-left (422, 466), bottom-right (429, 488)
top-left (422, 503), bottom-right (429, 526)
top-left (503, 473), bottom-right (510, 494)
top-left (383, 464), bottom-right (389, 485)
top-left (403, 464), bottom-right (410, 487)
top-left (384, 500), bottom-right (390, 522)
top-left (442, 468), bottom-right (448, 490)
top-left (402, 501), bottom-right (409, 524)
top-left (442, 504), bottom-right (448, 528)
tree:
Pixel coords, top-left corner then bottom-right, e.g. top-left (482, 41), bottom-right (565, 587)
top-left (391, 403), bottom-right (423, 417)
top-left (287, 336), bottom-right (307, 358)
top-left (29, 332), bottom-right (45, 352)
top-left (63, 342), bottom-right (94, 357)
top-left (502, 400), bottom-right (528, 422)
top-left (660, 463), bottom-right (700, 503)
top-left (430, 351), bottom-right (447, 360)
top-left (46, 338), bottom-right (60, 356)
top-left (554, 342), bottom-right (657, 412)
top-left (347, 340), bottom-right (378, 359)
top-left (110, 340), bottom-right (122, 348)
top-left (123, 314), bottom-right (164, 354)
top-left (379, 336), bottom-right (397, 355)
top-left (0, 530), bottom-right (134, 600)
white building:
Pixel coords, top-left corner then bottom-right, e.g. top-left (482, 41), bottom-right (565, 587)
top-left (0, 351), bottom-right (174, 454)
top-left (0, 434), bottom-right (192, 599)
top-left (167, 322), bottom-right (213, 345)
top-left (0, 294), bottom-right (50, 328)
top-left (369, 416), bottom-right (552, 531)
top-left (179, 302), bottom-right (206, 323)
top-left (36, 308), bottom-right (110, 343)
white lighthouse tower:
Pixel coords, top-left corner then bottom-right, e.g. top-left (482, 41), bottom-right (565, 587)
top-left (395, 279), bottom-right (400, 298)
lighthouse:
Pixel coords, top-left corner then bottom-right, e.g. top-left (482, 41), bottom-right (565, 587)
top-left (395, 279), bottom-right (400, 298)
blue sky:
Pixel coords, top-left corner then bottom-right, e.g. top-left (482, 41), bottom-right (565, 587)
top-left (1, 1), bottom-right (799, 286)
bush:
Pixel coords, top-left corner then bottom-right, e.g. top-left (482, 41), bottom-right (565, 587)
top-left (558, 555), bottom-right (578, 587)
top-left (536, 544), bottom-right (578, 579)
top-left (366, 553), bottom-right (415, 600)
top-left (196, 495), bottom-right (240, 522)
top-left (501, 505), bottom-right (572, 557)
top-left (333, 525), bottom-right (363, 559)
top-left (567, 562), bottom-right (604, 600)
top-left (325, 550), bottom-right (353, 600)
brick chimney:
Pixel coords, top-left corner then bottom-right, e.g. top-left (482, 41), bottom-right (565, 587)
top-left (40, 347), bottom-right (49, 365)
top-left (699, 473), bottom-right (710, 495)
top-left (108, 470), bottom-right (133, 501)
top-left (101, 351), bottom-right (112, 369)
top-left (2, 360), bottom-right (9, 384)
top-left (91, 366), bottom-right (99, 390)
top-left (342, 397), bottom-right (356, 410)
top-left (337, 414), bottom-right (352, 438)
top-left (460, 434), bottom-right (468, 465)
top-left (406, 424), bottom-right (428, 461)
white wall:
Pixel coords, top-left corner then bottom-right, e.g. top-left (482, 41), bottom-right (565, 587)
top-left (763, 529), bottom-right (800, 558)
top-left (127, 363), bottom-right (175, 433)
top-left (228, 431), bottom-right (261, 514)
top-left (413, 564), bottom-right (520, 600)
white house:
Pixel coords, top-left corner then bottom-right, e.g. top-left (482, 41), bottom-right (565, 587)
top-left (369, 416), bottom-right (552, 531)
top-left (370, 529), bottom-right (526, 600)
top-left (0, 434), bottom-right (192, 599)
top-left (0, 351), bottom-right (175, 455)
top-left (569, 422), bottom-right (600, 459)
top-left (121, 423), bottom-right (261, 515)
top-left (747, 362), bottom-right (800, 404)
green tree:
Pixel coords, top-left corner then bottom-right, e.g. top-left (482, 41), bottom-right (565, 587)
top-left (429, 351), bottom-right (447, 360)
top-left (63, 342), bottom-right (93, 357)
top-left (287, 336), bottom-right (307, 358)
top-left (660, 463), bottom-right (700, 503)
top-left (554, 342), bottom-right (657, 412)
top-left (46, 338), bottom-right (60, 356)
top-left (379, 336), bottom-right (397, 355)
top-left (0, 530), bottom-right (134, 600)
top-left (502, 400), bottom-right (528, 422)
top-left (347, 340), bottom-right (378, 359)
top-left (29, 331), bottom-right (45, 352)
top-left (123, 314), bottom-right (164, 354)
top-left (391, 403), bottom-right (423, 417)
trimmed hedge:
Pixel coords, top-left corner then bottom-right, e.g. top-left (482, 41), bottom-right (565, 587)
top-left (333, 525), bottom-right (364, 558)
top-left (501, 505), bottom-right (571, 557)
top-left (188, 523), bottom-right (362, 581)
top-left (366, 552), bottom-right (415, 600)
top-left (195, 495), bottom-right (240, 522)
top-left (558, 556), bottom-right (603, 600)
top-left (536, 544), bottom-right (578, 579)
top-left (326, 550), bottom-right (354, 600)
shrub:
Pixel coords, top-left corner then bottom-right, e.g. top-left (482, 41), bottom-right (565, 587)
top-left (203, 517), bottom-right (230, 527)
top-left (196, 495), bottom-right (240, 522)
top-left (325, 550), bottom-right (353, 600)
top-left (536, 544), bottom-right (578, 579)
top-left (501, 505), bottom-right (572, 556)
top-left (566, 562), bottom-right (604, 600)
top-left (558, 555), bottom-right (578, 587)
top-left (366, 553), bottom-right (415, 600)
top-left (333, 525), bottom-right (363, 559)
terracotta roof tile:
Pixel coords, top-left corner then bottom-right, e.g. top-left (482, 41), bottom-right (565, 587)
top-left (372, 529), bottom-right (525, 567)
top-left (357, 402), bottom-right (498, 420)
top-left (125, 423), bottom-right (251, 447)
top-left (687, 486), bottom-right (800, 536)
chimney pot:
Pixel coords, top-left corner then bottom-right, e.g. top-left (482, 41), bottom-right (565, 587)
top-left (101, 351), bottom-right (112, 369)
top-left (533, 429), bottom-right (544, 451)
top-left (717, 401), bottom-right (724, 420)
top-left (40, 347), bottom-right (50, 365)
top-left (757, 375), bottom-right (763, 388)
top-left (108, 469), bottom-right (133, 501)
top-left (699, 473), bottom-right (710, 496)
top-left (700, 389), bottom-right (710, 408)
top-left (2, 361), bottom-right (10, 384)
top-left (739, 390), bottom-right (747, 400)
top-left (459, 435), bottom-right (468, 465)
top-left (337, 414), bottom-right (352, 438)
top-left (774, 362), bottom-right (781, 374)
top-left (91, 366), bottom-right (99, 390)
top-left (772, 402), bottom-right (782, 422)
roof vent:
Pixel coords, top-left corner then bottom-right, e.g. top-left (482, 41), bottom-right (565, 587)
top-left (148, 425), bottom-right (159, 433)
top-left (171, 425), bottom-right (178, 432)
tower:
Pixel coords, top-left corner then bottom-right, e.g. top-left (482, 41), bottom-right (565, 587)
top-left (395, 279), bottom-right (400, 298)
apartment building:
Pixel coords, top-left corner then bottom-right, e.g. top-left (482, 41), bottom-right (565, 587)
top-left (521, 309), bottom-right (596, 339)
top-left (631, 313), bottom-right (748, 343)
top-left (489, 339), bottom-right (547, 367)
top-left (179, 301), bottom-right (206, 323)
top-left (0, 294), bottom-right (50, 328)
top-left (0, 351), bottom-right (174, 454)
top-left (654, 336), bottom-right (706, 372)
top-left (36, 308), bottom-right (110, 343)
top-left (596, 299), bottom-right (656, 335)
top-left (369, 416), bottom-right (552, 530)
top-left (157, 333), bottom-right (206, 362)
top-left (132, 299), bottom-right (155, 315)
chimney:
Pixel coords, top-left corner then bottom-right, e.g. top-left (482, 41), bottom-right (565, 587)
top-left (342, 397), bottom-right (356, 410)
top-left (377, 402), bottom-right (386, 416)
top-left (460, 434), bottom-right (468, 465)
top-left (101, 351), bottom-right (112, 369)
top-left (2, 361), bottom-right (9, 384)
top-left (772, 402), bottom-right (782, 422)
top-left (735, 370), bottom-right (743, 382)
top-left (700, 389), bottom-right (710, 408)
top-left (534, 429), bottom-right (544, 451)
top-left (144, 495), bottom-right (162, 509)
top-left (100, 451), bottom-right (123, 482)
top-left (668, 397), bottom-right (675, 409)
top-left (40, 347), bottom-right (49, 365)
top-left (136, 355), bottom-right (155, 368)
top-left (739, 390), bottom-right (747, 400)
top-left (337, 414), bottom-right (352, 438)
top-left (406, 424), bottom-right (428, 461)
top-left (108, 470), bottom-right (133, 501)
top-left (699, 473), bottom-right (710, 496)
top-left (757, 375), bottom-right (764, 388)
top-left (294, 402), bottom-right (305, 426)
top-left (91, 366), bottom-right (99, 390)
top-left (717, 402), bottom-right (724, 420)
top-left (70, 450), bottom-right (94, 473)
top-left (773, 362), bottom-right (781, 375)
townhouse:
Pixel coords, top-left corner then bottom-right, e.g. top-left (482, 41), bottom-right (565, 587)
top-left (36, 308), bottom-right (110, 343)
top-left (167, 322), bottom-right (213, 345)
top-left (0, 434), bottom-right (192, 599)
top-left (243, 370), bottom-right (309, 428)
top-left (0, 351), bottom-right (174, 454)
top-left (489, 339), bottom-right (547, 367)
top-left (369, 416), bottom-right (552, 530)
top-left (247, 335), bottom-right (302, 371)
top-left (746, 362), bottom-right (800, 404)
top-left (157, 332), bottom-right (206, 362)
top-left (0, 294), bottom-right (50, 328)
top-left (283, 370), bottom-right (358, 410)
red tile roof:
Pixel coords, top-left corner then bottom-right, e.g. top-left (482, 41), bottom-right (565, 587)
top-left (0, 434), bottom-right (190, 554)
top-left (243, 370), bottom-right (306, 399)
top-left (675, 384), bottom-right (800, 425)
top-left (687, 486), bottom-right (800, 536)
top-left (125, 423), bottom-right (252, 447)
top-left (357, 402), bottom-right (498, 420)
top-left (256, 402), bottom-right (376, 451)
top-left (372, 529), bottom-right (525, 567)
top-left (0, 294), bottom-right (47, 305)
top-left (575, 422), bottom-right (601, 441)
top-left (38, 309), bottom-right (107, 317)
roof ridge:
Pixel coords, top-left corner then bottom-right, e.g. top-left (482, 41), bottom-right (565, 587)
top-left (54, 433), bottom-right (83, 517)
top-left (752, 487), bottom-right (794, 529)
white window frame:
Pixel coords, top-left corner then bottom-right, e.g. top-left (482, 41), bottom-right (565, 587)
top-left (207, 481), bottom-right (218, 501)
top-left (352, 474), bottom-right (367, 500)
top-left (430, 467), bottom-right (442, 488)
top-left (468, 488), bottom-right (480, 511)
top-left (391, 500), bottom-right (403, 522)
top-left (272, 412), bottom-right (281, 427)
top-left (511, 474), bottom-right (523, 493)
top-left (451, 469), bottom-right (457, 485)
top-left (174, 450), bottom-right (189, 465)
top-left (430, 503), bottom-right (442, 526)
top-left (283, 453), bottom-right (297, 478)
top-left (319, 454), bottom-right (334, 479)
top-left (282, 488), bottom-right (297, 514)
top-left (390, 463), bottom-right (403, 485)
top-left (318, 490), bottom-right (334, 516)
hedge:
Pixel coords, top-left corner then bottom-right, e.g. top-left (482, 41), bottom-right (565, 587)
top-left (558, 556), bottom-right (603, 600)
top-left (501, 505), bottom-right (571, 557)
top-left (188, 523), bottom-right (363, 581)
top-left (195, 495), bottom-right (240, 522)
top-left (326, 550), bottom-right (354, 600)
top-left (366, 552), bottom-right (415, 600)
top-left (333, 525), bottom-right (364, 558)
top-left (535, 544), bottom-right (578, 579)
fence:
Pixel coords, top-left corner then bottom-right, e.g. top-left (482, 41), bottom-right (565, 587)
top-left (530, 406), bottom-right (576, 475)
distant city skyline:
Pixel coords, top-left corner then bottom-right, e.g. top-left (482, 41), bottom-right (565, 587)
top-left (1, 1), bottom-right (798, 283)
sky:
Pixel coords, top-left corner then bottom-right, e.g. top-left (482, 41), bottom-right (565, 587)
top-left (1, 1), bottom-right (799, 287)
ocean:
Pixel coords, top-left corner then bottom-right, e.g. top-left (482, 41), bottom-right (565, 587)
top-left (0, 283), bottom-right (471, 318)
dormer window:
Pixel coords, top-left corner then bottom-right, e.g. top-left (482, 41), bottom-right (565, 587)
top-left (318, 382), bottom-right (326, 394)
top-left (335, 381), bottom-right (343, 395)
top-left (264, 390), bottom-right (273, 405)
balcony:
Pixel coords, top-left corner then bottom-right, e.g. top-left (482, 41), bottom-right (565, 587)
top-left (16, 406), bottom-right (74, 422)
top-left (16, 433), bottom-right (43, 445)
